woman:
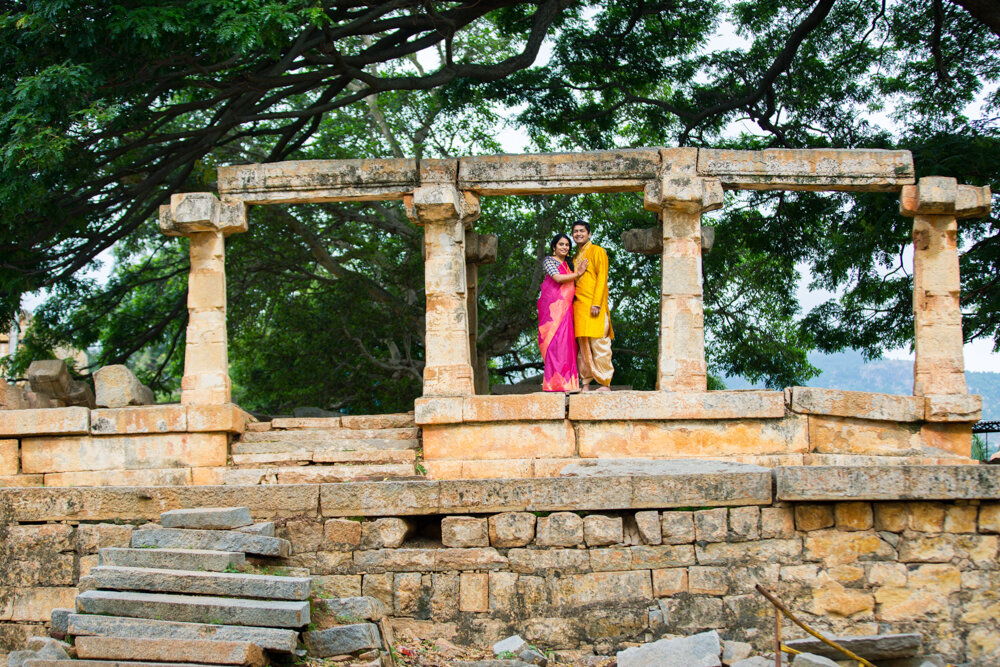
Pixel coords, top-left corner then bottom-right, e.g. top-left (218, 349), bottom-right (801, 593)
top-left (537, 233), bottom-right (588, 392)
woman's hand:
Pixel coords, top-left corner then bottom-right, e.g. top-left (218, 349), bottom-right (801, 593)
top-left (575, 258), bottom-right (589, 276)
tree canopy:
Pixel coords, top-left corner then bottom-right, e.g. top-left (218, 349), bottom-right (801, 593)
top-left (2, 0), bottom-right (998, 411)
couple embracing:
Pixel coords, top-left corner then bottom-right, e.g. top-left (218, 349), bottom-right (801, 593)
top-left (537, 221), bottom-right (614, 393)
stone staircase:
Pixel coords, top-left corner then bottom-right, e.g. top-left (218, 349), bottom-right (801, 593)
top-left (226, 413), bottom-right (422, 484)
top-left (11, 506), bottom-right (394, 667)
top-left (38, 507), bottom-right (304, 666)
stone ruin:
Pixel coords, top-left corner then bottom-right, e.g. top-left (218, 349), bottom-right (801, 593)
top-left (0, 147), bottom-right (998, 665)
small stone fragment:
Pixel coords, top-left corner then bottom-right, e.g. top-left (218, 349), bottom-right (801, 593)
top-left (583, 515), bottom-right (623, 546)
top-left (518, 647), bottom-right (549, 666)
top-left (722, 640), bottom-right (753, 665)
top-left (536, 512), bottom-right (583, 547)
top-left (442, 516), bottom-right (489, 547)
top-left (27, 360), bottom-right (70, 397)
top-left (318, 596), bottom-right (387, 622)
top-left (494, 634), bottom-right (529, 657)
top-left (489, 512), bottom-right (536, 547)
top-left (304, 623), bottom-right (381, 657)
top-left (360, 518), bottom-right (414, 549)
top-left (790, 653), bottom-right (839, 667)
top-left (635, 511), bottom-right (662, 545)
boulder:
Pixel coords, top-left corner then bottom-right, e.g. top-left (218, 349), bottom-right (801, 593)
top-left (94, 364), bottom-right (154, 408)
top-left (617, 631), bottom-right (722, 667)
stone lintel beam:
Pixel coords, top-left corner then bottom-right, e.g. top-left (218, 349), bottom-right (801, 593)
top-left (622, 225), bottom-right (714, 255)
top-left (899, 176), bottom-right (991, 218)
top-left (457, 148), bottom-right (663, 195)
top-left (217, 158), bottom-right (418, 205)
top-left (405, 185), bottom-right (481, 228)
top-left (698, 148), bottom-right (915, 192)
top-left (159, 193), bottom-right (247, 237)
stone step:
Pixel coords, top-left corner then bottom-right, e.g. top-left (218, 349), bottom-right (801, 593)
top-left (76, 590), bottom-right (309, 628)
top-left (231, 449), bottom-right (417, 466)
top-left (99, 548), bottom-right (246, 572)
top-left (161, 507), bottom-right (253, 530)
top-left (75, 636), bottom-right (266, 666)
top-left (236, 522), bottom-right (275, 537)
top-left (303, 623), bottom-right (382, 658)
top-left (26, 661), bottom-right (222, 667)
top-left (223, 464), bottom-right (417, 485)
top-left (64, 613), bottom-right (298, 653)
top-left (241, 427), bottom-right (419, 443)
top-left (232, 436), bottom-right (420, 455)
top-left (89, 566), bottom-right (311, 600)
top-left (131, 528), bottom-right (291, 557)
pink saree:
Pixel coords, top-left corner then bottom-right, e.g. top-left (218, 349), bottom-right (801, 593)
top-left (537, 261), bottom-right (580, 392)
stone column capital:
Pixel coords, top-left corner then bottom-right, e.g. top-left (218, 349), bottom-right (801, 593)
top-left (899, 177), bottom-right (991, 218)
top-left (159, 192), bottom-right (248, 237)
top-left (644, 176), bottom-right (724, 214)
top-left (405, 185), bottom-right (481, 227)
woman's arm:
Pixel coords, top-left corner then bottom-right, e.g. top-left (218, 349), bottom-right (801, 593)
top-left (550, 258), bottom-right (588, 283)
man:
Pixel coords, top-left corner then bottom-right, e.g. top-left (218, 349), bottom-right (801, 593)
top-left (571, 221), bottom-right (614, 391)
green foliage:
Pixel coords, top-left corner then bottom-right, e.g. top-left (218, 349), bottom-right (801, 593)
top-left (972, 434), bottom-right (988, 461)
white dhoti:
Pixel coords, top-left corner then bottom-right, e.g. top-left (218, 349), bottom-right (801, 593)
top-left (577, 313), bottom-right (613, 387)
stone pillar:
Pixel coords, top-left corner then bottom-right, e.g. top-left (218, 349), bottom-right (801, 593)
top-left (406, 185), bottom-right (481, 396)
top-left (465, 231), bottom-right (498, 395)
top-left (159, 192), bottom-right (248, 405)
top-left (644, 166), bottom-right (723, 391)
top-left (900, 177), bottom-right (990, 396)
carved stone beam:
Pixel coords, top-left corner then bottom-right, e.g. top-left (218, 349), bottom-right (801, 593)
top-left (899, 176), bottom-right (991, 397)
top-left (622, 226), bottom-right (715, 255)
top-left (158, 192), bottom-right (248, 405)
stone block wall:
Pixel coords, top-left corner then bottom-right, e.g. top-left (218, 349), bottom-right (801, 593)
top-left (2, 492), bottom-right (998, 664)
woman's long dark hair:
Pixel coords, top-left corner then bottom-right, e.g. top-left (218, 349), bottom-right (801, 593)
top-left (549, 233), bottom-right (574, 271)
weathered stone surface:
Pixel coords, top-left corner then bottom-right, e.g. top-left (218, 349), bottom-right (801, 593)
top-left (569, 390), bottom-right (784, 420)
top-left (459, 149), bottom-right (662, 195)
top-left (834, 502), bottom-right (873, 531)
top-left (76, 590), bottom-right (309, 628)
top-left (790, 654), bottom-right (838, 667)
top-left (303, 623), bottom-right (381, 657)
top-left (576, 419), bottom-right (806, 458)
top-left (617, 630), bottom-right (722, 667)
top-left (0, 439), bottom-right (17, 475)
top-left (361, 518), bottom-right (415, 549)
top-left (443, 516), bottom-right (489, 547)
top-left (488, 512), bottom-right (536, 547)
top-left (631, 544), bottom-right (696, 568)
top-left (324, 518), bottom-right (363, 549)
top-left (161, 506), bottom-right (252, 530)
top-left (93, 365), bottom-right (154, 408)
top-left (728, 506), bottom-right (760, 540)
top-left (219, 158), bottom-right (417, 204)
top-left (27, 359), bottom-right (71, 397)
top-left (0, 587), bottom-right (77, 621)
top-left (809, 415), bottom-right (921, 455)
top-left (90, 405), bottom-right (186, 435)
top-left (696, 539), bottom-right (801, 565)
top-left (776, 465), bottom-right (1000, 500)
top-left (42, 467), bottom-right (194, 487)
top-left (536, 512), bottom-right (584, 546)
top-left (583, 514), bottom-right (623, 546)
top-left (463, 394), bottom-right (566, 422)
top-left (980, 502), bottom-right (1000, 533)
top-left (21, 433), bottom-right (227, 473)
top-left (550, 571), bottom-right (652, 606)
top-left (0, 407), bottom-right (90, 437)
top-left (99, 547), bottom-right (245, 571)
top-left (698, 148), bottom-right (913, 191)
top-left (924, 394), bottom-right (982, 422)
top-left (186, 404), bottom-right (250, 434)
top-left (790, 387), bottom-right (923, 422)
top-left (507, 549), bottom-right (589, 574)
top-left (695, 508), bottom-right (728, 542)
top-left (722, 641), bottom-right (753, 665)
top-left (77, 523), bottom-right (133, 553)
top-left (131, 528), bottom-right (291, 557)
top-left (414, 397), bottom-right (465, 425)
top-left (459, 572), bottom-right (489, 612)
top-left (88, 565), bottom-right (311, 600)
top-left (423, 422), bottom-right (575, 460)
top-left (341, 413), bottom-right (414, 429)
top-left (64, 613), bottom-right (299, 652)
top-left (784, 634), bottom-right (922, 660)
top-left (270, 416), bottom-right (341, 429)
top-left (321, 481), bottom-right (440, 516)
top-left (652, 568), bottom-right (687, 596)
top-left (317, 596), bottom-right (387, 622)
top-left (804, 530), bottom-right (896, 566)
top-left (355, 548), bottom-right (508, 572)
top-left (74, 636), bottom-right (265, 666)
top-left (661, 511), bottom-right (696, 544)
top-left (634, 511), bottom-right (662, 545)
top-left (240, 426), bottom-right (418, 444)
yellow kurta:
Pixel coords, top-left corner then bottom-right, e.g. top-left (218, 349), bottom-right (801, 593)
top-left (573, 242), bottom-right (614, 339)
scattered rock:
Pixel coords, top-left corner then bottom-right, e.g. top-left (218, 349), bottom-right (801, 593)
top-left (518, 646), bottom-right (549, 666)
top-left (93, 364), bottom-right (153, 407)
top-left (617, 630), bottom-right (723, 667)
top-left (493, 634), bottom-right (529, 657)
top-left (731, 658), bottom-right (774, 667)
top-left (791, 653), bottom-right (839, 667)
top-left (303, 623), bottom-right (381, 657)
top-left (360, 518), bottom-right (414, 549)
top-left (722, 640), bottom-right (754, 665)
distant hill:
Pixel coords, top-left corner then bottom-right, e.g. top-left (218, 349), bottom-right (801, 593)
top-left (724, 350), bottom-right (999, 420)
